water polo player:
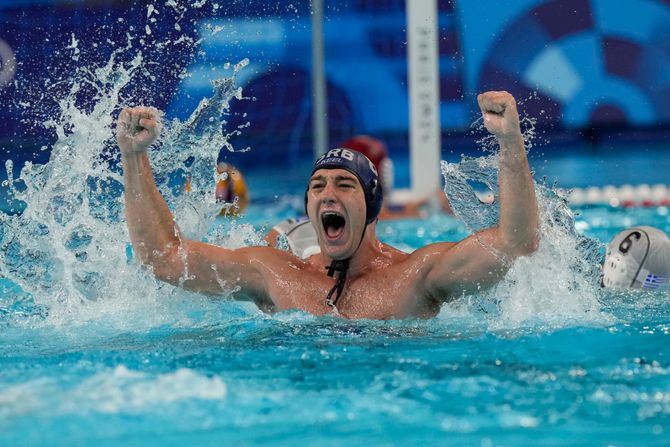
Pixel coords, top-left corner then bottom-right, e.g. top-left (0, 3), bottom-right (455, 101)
top-left (602, 226), bottom-right (669, 289)
top-left (117, 91), bottom-right (539, 319)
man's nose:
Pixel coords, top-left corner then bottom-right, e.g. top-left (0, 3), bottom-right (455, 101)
top-left (320, 182), bottom-right (337, 202)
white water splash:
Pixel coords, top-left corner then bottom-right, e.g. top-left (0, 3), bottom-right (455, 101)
top-left (489, 185), bottom-right (608, 328)
top-left (0, 27), bottom-right (254, 329)
top-left (441, 129), bottom-right (610, 329)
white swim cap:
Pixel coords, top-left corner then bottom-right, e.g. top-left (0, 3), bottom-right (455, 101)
top-left (602, 226), bottom-right (670, 289)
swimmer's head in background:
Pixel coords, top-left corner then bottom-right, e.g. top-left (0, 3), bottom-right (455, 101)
top-left (341, 135), bottom-right (394, 200)
top-left (215, 162), bottom-right (249, 215)
top-left (602, 226), bottom-right (670, 289)
top-left (306, 148), bottom-right (383, 225)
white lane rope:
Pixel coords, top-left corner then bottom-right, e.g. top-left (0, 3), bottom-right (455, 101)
top-left (561, 184), bottom-right (670, 207)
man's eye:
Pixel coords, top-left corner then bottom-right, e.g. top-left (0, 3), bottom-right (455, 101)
top-left (311, 183), bottom-right (324, 190)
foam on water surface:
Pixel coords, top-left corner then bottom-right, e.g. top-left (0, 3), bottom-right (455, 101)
top-left (0, 365), bottom-right (226, 418)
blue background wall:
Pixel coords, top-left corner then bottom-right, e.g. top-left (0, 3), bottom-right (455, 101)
top-left (1, 0), bottom-right (669, 168)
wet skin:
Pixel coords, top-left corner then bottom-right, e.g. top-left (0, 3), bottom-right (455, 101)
top-left (118, 91), bottom-right (539, 319)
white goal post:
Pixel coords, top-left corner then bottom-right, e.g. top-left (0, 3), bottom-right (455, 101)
top-left (311, 0), bottom-right (442, 202)
top-left (397, 0), bottom-right (442, 203)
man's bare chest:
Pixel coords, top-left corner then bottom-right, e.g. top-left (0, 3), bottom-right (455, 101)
top-left (268, 267), bottom-right (436, 319)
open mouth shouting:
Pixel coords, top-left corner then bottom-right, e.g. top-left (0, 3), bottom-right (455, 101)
top-left (321, 211), bottom-right (347, 242)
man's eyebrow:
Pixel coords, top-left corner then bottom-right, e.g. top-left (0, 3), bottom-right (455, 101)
top-left (309, 173), bottom-right (357, 183)
top-left (335, 175), bottom-right (357, 182)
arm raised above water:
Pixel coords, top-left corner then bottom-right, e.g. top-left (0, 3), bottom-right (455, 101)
top-left (422, 91), bottom-right (540, 298)
top-left (117, 107), bottom-right (273, 302)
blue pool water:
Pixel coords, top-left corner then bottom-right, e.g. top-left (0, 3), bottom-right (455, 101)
top-left (1, 198), bottom-right (669, 446)
top-left (0, 26), bottom-right (669, 447)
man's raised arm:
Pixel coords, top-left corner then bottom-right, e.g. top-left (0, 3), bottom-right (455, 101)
top-left (117, 107), bottom-right (267, 298)
top-left (423, 91), bottom-right (540, 297)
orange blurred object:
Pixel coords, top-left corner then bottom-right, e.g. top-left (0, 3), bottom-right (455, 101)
top-left (185, 162), bottom-right (249, 216)
top-left (215, 162), bottom-right (249, 215)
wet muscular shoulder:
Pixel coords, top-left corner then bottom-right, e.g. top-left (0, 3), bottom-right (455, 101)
top-left (405, 242), bottom-right (457, 270)
top-left (244, 246), bottom-right (330, 291)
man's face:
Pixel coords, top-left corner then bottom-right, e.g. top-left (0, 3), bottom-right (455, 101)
top-left (306, 168), bottom-right (366, 260)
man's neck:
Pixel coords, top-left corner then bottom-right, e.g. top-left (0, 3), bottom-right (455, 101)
top-left (338, 223), bottom-right (382, 278)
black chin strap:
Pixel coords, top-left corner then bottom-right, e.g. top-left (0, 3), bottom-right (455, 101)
top-left (323, 224), bottom-right (372, 310)
top-left (325, 259), bottom-right (349, 309)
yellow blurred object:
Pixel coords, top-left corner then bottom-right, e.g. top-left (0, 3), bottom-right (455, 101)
top-left (215, 163), bottom-right (249, 216)
top-left (184, 162), bottom-right (249, 216)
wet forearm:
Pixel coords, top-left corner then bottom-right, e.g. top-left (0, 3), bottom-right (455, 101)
top-left (122, 151), bottom-right (181, 264)
top-left (497, 134), bottom-right (539, 255)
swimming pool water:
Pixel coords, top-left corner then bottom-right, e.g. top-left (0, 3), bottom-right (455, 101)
top-left (1, 203), bottom-right (669, 447)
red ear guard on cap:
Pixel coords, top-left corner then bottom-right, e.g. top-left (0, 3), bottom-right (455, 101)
top-left (340, 135), bottom-right (389, 187)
